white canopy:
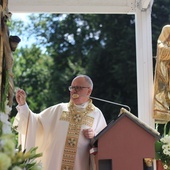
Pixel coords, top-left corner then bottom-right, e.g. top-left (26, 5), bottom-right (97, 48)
top-left (9, 0), bottom-right (152, 13)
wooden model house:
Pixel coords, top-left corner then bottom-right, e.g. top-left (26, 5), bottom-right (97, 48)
top-left (90, 108), bottom-right (160, 170)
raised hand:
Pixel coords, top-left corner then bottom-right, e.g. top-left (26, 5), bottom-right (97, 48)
top-left (16, 89), bottom-right (27, 106)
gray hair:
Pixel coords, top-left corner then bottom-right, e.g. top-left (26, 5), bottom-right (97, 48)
top-left (74, 74), bottom-right (93, 89)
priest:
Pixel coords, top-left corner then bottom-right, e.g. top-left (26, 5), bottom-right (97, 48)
top-left (13, 74), bottom-right (107, 170)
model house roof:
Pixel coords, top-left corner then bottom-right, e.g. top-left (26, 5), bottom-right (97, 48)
top-left (91, 108), bottom-right (160, 146)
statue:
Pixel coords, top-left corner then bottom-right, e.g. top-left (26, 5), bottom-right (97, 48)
top-left (153, 25), bottom-right (170, 123)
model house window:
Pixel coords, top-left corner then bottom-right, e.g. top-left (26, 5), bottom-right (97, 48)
top-left (99, 159), bottom-right (112, 170)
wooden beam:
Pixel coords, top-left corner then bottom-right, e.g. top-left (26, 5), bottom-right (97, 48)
top-left (9, 0), bottom-right (136, 13)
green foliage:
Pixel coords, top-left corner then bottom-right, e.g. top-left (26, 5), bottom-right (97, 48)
top-left (85, 14), bottom-right (137, 122)
top-left (155, 123), bottom-right (170, 168)
top-left (10, 145), bottom-right (42, 170)
top-left (9, 17), bottom-right (26, 36)
top-left (11, 44), bottom-right (53, 116)
top-left (0, 72), bottom-right (9, 112)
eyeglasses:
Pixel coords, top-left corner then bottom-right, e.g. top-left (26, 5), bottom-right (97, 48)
top-left (68, 86), bottom-right (90, 92)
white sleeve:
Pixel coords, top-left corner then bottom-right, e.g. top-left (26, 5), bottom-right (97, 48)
top-left (13, 103), bottom-right (30, 134)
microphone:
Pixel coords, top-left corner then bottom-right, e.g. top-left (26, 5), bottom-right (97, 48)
top-left (90, 96), bottom-right (131, 112)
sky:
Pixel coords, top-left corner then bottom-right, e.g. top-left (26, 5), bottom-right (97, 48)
top-left (12, 13), bottom-right (31, 22)
top-left (11, 13), bottom-right (35, 48)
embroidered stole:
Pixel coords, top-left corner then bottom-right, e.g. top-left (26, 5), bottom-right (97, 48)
top-left (60, 100), bottom-right (94, 170)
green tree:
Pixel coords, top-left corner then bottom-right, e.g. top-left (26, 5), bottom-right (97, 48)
top-left (11, 44), bottom-right (53, 116)
top-left (21, 14), bottom-right (136, 122)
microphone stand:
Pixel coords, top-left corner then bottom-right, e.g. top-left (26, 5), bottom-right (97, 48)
top-left (90, 96), bottom-right (131, 112)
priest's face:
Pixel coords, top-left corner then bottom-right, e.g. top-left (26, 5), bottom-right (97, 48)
top-left (69, 77), bottom-right (92, 105)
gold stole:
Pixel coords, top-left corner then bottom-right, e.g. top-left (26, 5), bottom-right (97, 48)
top-left (60, 100), bottom-right (94, 170)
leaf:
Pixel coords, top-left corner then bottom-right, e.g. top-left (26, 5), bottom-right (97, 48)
top-left (155, 151), bottom-right (162, 160)
top-left (155, 141), bottom-right (162, 152)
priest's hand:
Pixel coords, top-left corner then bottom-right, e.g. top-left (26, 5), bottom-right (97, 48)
top-left (83, 128), bottom-right (95, 139)
top-left (16, 89), bottom-right (27, 106)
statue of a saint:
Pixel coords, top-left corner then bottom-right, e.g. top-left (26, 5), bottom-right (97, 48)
top-left (153, 25), bottom-right (170, 123)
